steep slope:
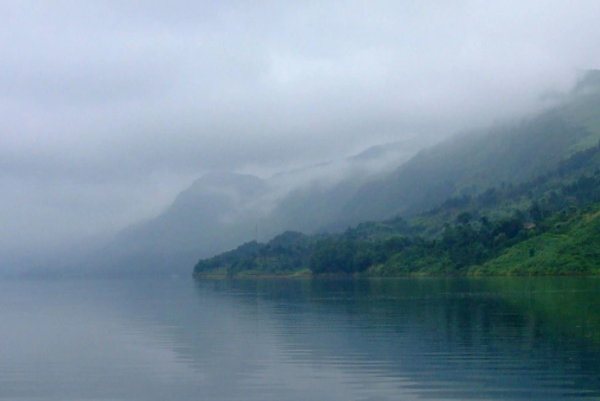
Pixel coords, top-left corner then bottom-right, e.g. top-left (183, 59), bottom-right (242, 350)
top-left (339, 73), bottom-right (600, 225)
top-left (193, 71), bottom-right (600, 277)
top-left (261, 138), bottom-right (426, 237)
top-left (194, 143), bottom-right (600, 278)
top-left (92, 140), bottom-right (424, 276)
top-left (94, 172), bottom-right (268, 275)
top-left (474, 206), bottom-right (600, 276)
top-left (113, 71), bottom-right (600, 277)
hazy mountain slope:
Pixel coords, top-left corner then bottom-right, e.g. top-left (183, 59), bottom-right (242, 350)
top-left (102, 72), bottom-right (600, 276)
top-left (194, 141), bottom-right (600, 278)
top-left (339, 77), bottom-right (600, 225)
top-left (92, 172), bottom-right (268, 275)
top-left (262, 139), bottom-right (425, 236)
top-left (91, 140), bottom-right (423, 276)
top-left (192, 71), bottom-right (600, 278)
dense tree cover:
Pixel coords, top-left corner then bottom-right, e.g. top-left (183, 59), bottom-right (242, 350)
top-left (194, 231), bottom-right (313, 276)
top-left (193, 140), bottom-right (600, 278)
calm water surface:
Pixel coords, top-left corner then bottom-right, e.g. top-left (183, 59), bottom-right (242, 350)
top-left (0, 277), bottom-right (599, 400)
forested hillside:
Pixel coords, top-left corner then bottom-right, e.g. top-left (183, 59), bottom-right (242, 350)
top-left (194, 142), bottom-right (600, 277)
top-left (337, 92), bottom-right (600, 226)
top-left (194, 71), bottom-right (600, 278)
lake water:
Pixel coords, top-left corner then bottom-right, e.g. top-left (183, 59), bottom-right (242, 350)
top-left (0, 277), bottom-right (599, 400)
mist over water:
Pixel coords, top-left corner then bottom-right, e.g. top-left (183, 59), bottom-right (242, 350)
top-left (1, 277), bottom-right (598, 400)
top-left (3, 3), bottom-right (600, 400)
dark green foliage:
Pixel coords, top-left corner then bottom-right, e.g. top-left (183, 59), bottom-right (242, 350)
top-left (528, 201), bottom-right (544, 223)
top-left (309, 240), bottom-right (357, 274)
top-left (193, 231), bottom-right (312, 277)
top-left (456, 212), bottom-right (473, 225)
top-left (343, 216), bottom-right (423, 241)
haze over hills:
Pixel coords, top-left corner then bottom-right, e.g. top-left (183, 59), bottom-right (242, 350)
top-left (338, 71), bottom-right (600, 226)
top-left (87, 138), bottom-right (426, 276)
top-left (193, 70), bottom-right (600, 278)
top-left (40, 70), bottom-right (600, 278)
top-left (4, 1), bottom-right (600, 282)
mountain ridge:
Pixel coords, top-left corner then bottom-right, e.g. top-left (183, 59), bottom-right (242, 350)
top-left (193, 70), bottom-right (600, 278)
top-left (84, 138), bottom-right (425, 276)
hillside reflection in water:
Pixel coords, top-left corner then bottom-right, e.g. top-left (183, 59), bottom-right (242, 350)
top-left (0, 277), bottom-right (599, 400)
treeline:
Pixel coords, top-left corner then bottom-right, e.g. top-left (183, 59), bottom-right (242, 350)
top-left (194, 231), bottom-right (312, 276)
top-left (193, 142), bottom-right (600, 278)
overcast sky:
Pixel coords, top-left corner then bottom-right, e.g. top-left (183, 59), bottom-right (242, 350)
top-left (2, 0), bottom-right (600, 255)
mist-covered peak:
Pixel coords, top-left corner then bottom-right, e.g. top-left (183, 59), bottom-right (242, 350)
top-left (350, 139), bottom-right (424, 162)
top-left (173, 171), bottom-right (267, 208)
top-left (190, 171), bottom-right (264, 188)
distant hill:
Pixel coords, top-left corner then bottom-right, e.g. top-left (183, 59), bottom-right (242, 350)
top-left (260, 139), bottom-right (425, 235)
top-left (88, 139), bottom-right (425, 276)
top-left (96, 70), bottom-right (600, 277)
top-left (194, 140), bottom-right (600, 278)
top-left (89, 172), bottom-right (268, 276)
top-left (193, 70), bottom-right (600, 278)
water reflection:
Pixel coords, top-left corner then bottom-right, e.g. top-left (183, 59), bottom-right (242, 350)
top-left (196, 278), bottom-right (600, 400)
top-left (0, 277), bottom-right (598, 400)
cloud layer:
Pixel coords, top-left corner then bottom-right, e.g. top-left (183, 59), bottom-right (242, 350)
top-left (2, 0), bottom-right (600, 254)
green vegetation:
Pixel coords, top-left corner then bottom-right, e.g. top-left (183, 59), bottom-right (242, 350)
top-left (193, 71), bottom-right (600, 279)
top-left (473, 207), bottom-right (600, 276)
top-left (194, 231), bottom-right (313, 277)
top-left (194, 140), bottom-right (600, 278)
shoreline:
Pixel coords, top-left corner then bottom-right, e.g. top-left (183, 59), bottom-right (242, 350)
top-left (193, 271), bottom-right (600, 280)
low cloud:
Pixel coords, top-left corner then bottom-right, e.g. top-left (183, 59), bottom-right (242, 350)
top-left (1, 0), bottom-right (600, 256)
